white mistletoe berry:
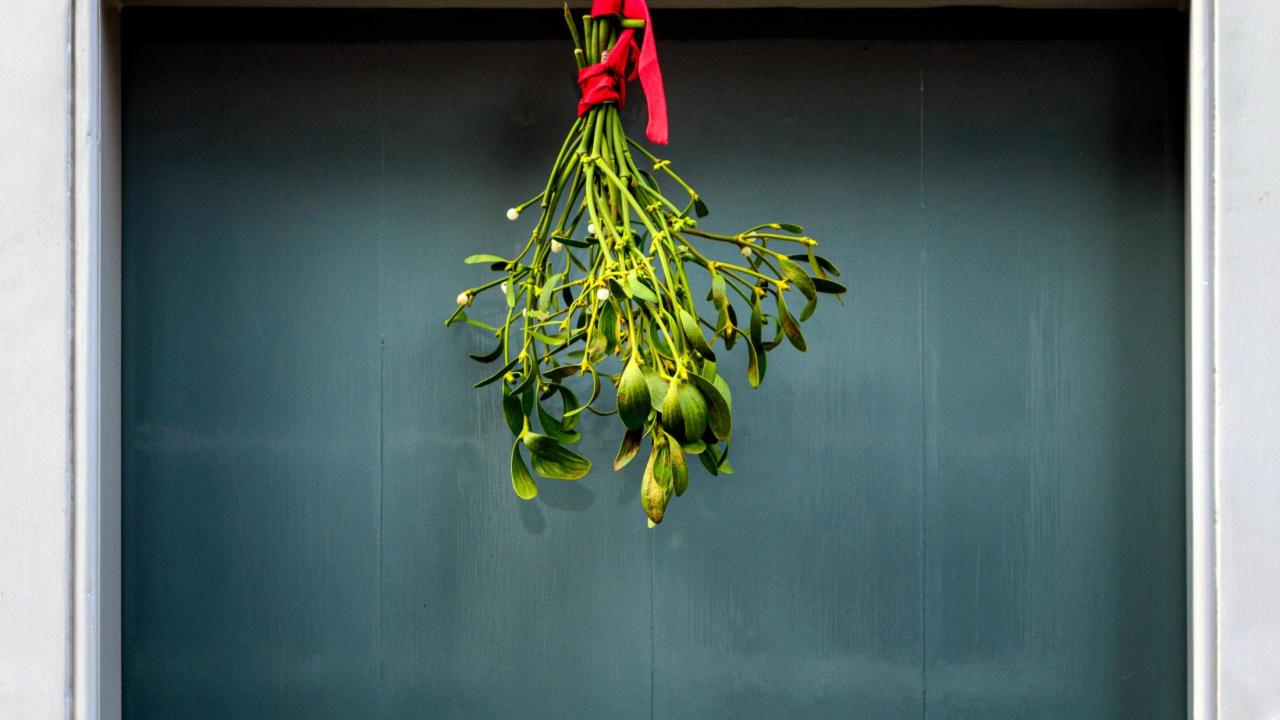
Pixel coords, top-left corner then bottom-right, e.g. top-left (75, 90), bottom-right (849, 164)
top-left (500, 281), bottom-right (508, 294)
top-left (455, 292), bottom-right (470, 306)
top-left (550, 239), bottom-right (564, 254)
top-left (740, 245), bottom-right (753, 258)
top-left (596, 286), bottom-right (610, 301)
top-left (587, 222), bottom-right (598, 236)
top-left (506, 208), bottom-right (520, 221)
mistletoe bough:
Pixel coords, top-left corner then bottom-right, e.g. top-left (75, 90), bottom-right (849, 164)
top-left (447, 4), bottom-right (846, 526)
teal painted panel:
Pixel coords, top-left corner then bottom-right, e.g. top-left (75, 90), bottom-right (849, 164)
top-left (647, 38), bottom-right (928, 719)
top-left (371, 38), bottom-right (653, 719)
top-left (122, 39), bottom-right (388, 717)
top-left (919, 40), bottom-right (1186, 719)
top-left (123, 9), bottom-right (1185, 720)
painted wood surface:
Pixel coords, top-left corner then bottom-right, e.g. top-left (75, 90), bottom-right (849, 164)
top-left (122, 10), bottom-right (1185, 718)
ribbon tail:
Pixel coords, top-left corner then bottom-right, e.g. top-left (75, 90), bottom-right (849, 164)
top-left (636, 4), bottom-right (668, 144)
top-left (593, 0), bottom-right (668, 144)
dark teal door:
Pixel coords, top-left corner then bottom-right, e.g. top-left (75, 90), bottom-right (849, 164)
top-left (123, 9), bottom-right (1186, 719)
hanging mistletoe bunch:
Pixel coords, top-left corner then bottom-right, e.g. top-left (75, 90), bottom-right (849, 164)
top-left (447, 1), bottom-right (845, 525)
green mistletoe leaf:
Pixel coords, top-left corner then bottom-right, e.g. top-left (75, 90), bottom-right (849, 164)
top-left (643, 367), bottom-right (669, 413)
top-left (746, 335), bottom-right (763, 388)
top-left (613, 427), bottom-right (643, 471)
top-left (523, 432), bottom-right (591, 480)
top-left (678, 307), bottom-right (712, 358)
top-left (617, 358), bottom-right (651, 429)
top-left (789, 253), bottom-right (841, 278)
top-left (474, 357), bottom-right (519, 389)
top-left (813, 277), bottom-right (848, 295)
top-left (778, 256), bottom-right (817, 304)
top-left (510, 441), bottom-right (538, 500)
top-left (501, 385), bottom-right (524, 437)
top-left (661, 379), bottom-right (708, 444)
top-left (627, 274), bottom-right (659, 304)
top-left (641, 442), bottom-right (670, 525)
top-left (465, 254), bottom-right (508, 265)
top-left (777, 293), bottom-right (807, 352)
top-left (669, 437), bottom-right (689, 497)
top-left (689, 372), bottom-right (732, 441)
top-left (537, 402), bottom-right (582, 445)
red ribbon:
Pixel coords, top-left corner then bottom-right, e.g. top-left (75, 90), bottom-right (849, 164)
top-left (577, 0), bottom-right (669, 145)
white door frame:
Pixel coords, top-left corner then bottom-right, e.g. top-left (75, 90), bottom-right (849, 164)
top-left (66, 2), bottom-right (1223, 719)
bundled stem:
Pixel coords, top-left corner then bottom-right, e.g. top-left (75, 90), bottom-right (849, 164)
top-left (448, 6), bottom-right (845, 525)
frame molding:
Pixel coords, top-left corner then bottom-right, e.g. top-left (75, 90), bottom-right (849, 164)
top-left (1185, 0), bottom-right (1217, 717)
top-left (68, 2), bottom-right (1217, 719)
top-left (73, 2), bottom-right (123, 718)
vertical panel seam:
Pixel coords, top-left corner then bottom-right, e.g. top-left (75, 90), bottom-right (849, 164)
top-left (917, 59), bottom-right (929, 720)
top-left (650, 538), bottom-right (655, 720)
top-left (376, 39), bottom-right (388, 704)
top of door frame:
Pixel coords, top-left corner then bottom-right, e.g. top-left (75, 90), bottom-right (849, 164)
top-left (121, 1), bottom-right (1188, 11)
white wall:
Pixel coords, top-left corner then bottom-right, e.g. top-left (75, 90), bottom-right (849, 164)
top-left (0, 0), bottom-right (73, 717)
top-left (1216, 1), bottom-right (1280, 717)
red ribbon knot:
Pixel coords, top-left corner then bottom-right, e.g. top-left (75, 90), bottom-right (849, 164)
top-left (576, 0), bottom-right (669, 145)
